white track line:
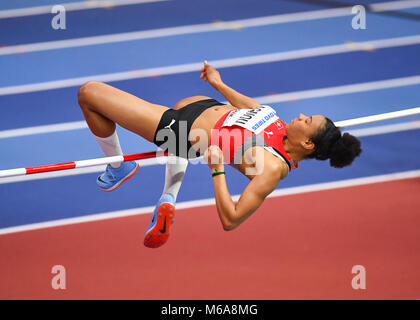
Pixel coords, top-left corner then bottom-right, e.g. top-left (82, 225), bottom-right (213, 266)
top-left (0, 8), bottom-right (353, 55)
top-left (254, 75), bottom-right (420, 105)
top-left (335, 107), bottom-right (420, 127)
top-left (0, 0), bottom-right (170, 19)
top-left (1, 75), bottom-right (420, 139)
top-left (1, 0), bottom-right (420, 55)
top-left (1, 169), bottom-right (419, 235)
top-left (1, 34), bottom-right (420, 96)
top-left (1, 0), bottom-right (417, 19)
top-left (346, 121), bottom-right (420, 137)
top-left (370, 0), bottom-right (420, 11)
top-left (0, 121), bottom-right (88, 138)
top-left (1, 120), bottom-right (419, 185)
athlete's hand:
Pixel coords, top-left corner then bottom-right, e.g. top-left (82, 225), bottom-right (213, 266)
top-left (204, 145), bottom-right (224, 172)
top-left (200, 60), bottom-right (223, 89)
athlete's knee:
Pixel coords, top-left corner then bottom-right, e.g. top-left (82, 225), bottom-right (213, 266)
top-left (78, 81), bottom-right (103, 107)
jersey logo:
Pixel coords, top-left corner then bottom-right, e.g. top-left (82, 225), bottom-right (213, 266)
top-left (275, 121), bottom-right (284, 130)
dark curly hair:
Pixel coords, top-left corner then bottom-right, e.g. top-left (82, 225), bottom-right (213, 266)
top-left (307, 117), bottom-right (362, 168)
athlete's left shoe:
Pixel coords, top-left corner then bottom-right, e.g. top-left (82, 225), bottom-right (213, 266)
top-left (96, 161), bottom-right (139, 192)
top-left (144, 193), bottom-right (176, 248)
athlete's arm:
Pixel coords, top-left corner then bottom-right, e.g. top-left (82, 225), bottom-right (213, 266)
top-left (200, 61), bottom-right (260, 109)
top-left (204, 146), bottom-right (288, 230)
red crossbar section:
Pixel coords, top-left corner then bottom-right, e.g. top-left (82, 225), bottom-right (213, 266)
top-left (20, 151), bottom-right (169, 176)
top-left (26, 162), bottom-right (76, 174)
top-left (123, 151), bottom-right (168, 161)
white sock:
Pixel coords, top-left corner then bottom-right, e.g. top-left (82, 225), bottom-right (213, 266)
top-left (160, 156), bottom-right (189, 202)
top-left (94, 130), bottom-right (123, 168)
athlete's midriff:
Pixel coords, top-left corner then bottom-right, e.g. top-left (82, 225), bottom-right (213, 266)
top-left (189, 104), bottom-right (237, 150)
top-left (191, 104), bottom-right (237, 130)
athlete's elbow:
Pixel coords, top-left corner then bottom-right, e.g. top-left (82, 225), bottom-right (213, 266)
top-left (218, 208), bottom-right (239, 231)
top-left (221, 216), bottom-right (239, 231)
top-left (222, 222), bottom-right (236, 231)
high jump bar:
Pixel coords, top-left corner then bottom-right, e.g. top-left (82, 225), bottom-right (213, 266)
top-left (0, 107), bottom-right (419, 178)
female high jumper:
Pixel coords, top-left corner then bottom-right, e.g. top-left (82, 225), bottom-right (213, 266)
top-left (77, 61), bottom-right (362, 248)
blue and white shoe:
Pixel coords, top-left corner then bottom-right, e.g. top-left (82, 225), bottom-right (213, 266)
top-left (96, 161), bottom-right (139, 192)
top-left (144, 193), bottom-right (176, 248)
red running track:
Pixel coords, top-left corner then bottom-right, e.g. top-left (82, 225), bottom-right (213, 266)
top-left (0, 177), bottom-right (419, 299)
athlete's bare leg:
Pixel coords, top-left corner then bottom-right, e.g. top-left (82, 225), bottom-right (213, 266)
top-left (78, 81), bottom-right (169, 142)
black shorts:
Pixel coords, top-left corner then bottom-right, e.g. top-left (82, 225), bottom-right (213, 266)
top-left (153, 99), bottom-right (226, 159)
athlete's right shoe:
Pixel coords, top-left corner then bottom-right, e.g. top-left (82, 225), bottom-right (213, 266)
top-left (96, 161), bottom-right (139, 192)
top-left (144, 194), bottom-right (176, 248)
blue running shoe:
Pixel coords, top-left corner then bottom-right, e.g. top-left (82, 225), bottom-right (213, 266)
top-left (96, 161), bottom-right (139, 192)
top-left (144, 193), bottom-right (176, 248)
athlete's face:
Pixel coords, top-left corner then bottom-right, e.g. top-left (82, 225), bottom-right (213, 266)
top-left (286, 114), bottom-right (326, 150)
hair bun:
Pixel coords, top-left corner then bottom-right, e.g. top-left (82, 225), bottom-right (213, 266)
top-left (329, 133), bottom-right (362, 168)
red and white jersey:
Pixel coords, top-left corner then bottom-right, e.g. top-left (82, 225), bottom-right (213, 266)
top-left (211, 105), bottom-right (298, 171)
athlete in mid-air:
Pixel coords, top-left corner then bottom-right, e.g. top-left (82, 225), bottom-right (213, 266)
top-left (77, 61), bottom-right (361, 248)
